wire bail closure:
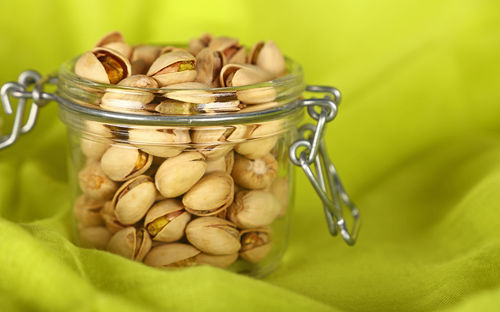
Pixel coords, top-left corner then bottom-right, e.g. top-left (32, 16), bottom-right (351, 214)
top-left (289, 85), bottom-right (360, 245)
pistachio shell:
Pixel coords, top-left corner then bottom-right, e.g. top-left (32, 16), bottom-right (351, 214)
top-left (163, 82), bottom-right (215, 104)
top-left (100, 201), bottom-right (125, 233)
top-left (128, 127), bottom-right (190, 157)
top-left (208, 37), bottom-right (245, 63)
top-left (220, 64), bottom-right (275, 104)
top-left (107, 227), bottom-right (152, 261)
top-left (228, 190), bottom-right (281, 229)
top-left (79, 226), bottom-right (111, 250)
top-left (155, 151), bottom-right (207, 198)
top-left (147, 50), bottom-right (197, 86)
top-left (205, 151), bottom-right (234, 174)
top-left (160, 46), bottom-right (186, 54)
top-left (248, 41), bottom-right (286, 78)
top-left (112, 175), bottom-right (156, 225)
top-left (191, 125), bottom-right (247, 159)
top-left (100, 145), bottom-right (153, 181)
top-left (185, 217), bottom-right (241, 255)
top-left (238, 102), bottom-right (279, 113)
top-left (239, 228), bottom-right (272, 263)
top-left (144, 199), bottom-right (191, 242)
top-left (74, 194), bottom-right (104, 227)
top-left (144, 243), bottom-right (200, 267)
top-left (95, 31), bottom-right (125, 47)
top-left (196, 253), bottom-right (238, 268)
top-left (235, 121), bottom-right (283, 159)
top-left (75, 47), bottom-right (131, 84)
top-left (195, 48), bottom-right (226, 87)
top-left (81, 138), bottom-right (109, 160)
top-left (270, 177), bottom-right (289, 217)
top-left (101, 75), bottom-right (158, 112)
top-left (182, 172), bottom-right (234, 216)
top-left (102, 41), bottom-right (133, 60)
top-left (131, 45), bottom-right (162, 75)
top-left (231, 153), bottom-right (277, 189)
top-left (188, 33), bottom-right (212, 56)
top-left (78, 160), bottom-right (118, 201)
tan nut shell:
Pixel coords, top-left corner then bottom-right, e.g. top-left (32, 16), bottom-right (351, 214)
top-left (147, 50), bottom-right (197, 86)
top-left (101, 75), bottom-right (158, 112)
top-left (79, 226), bottom-right (111, 250)
top-left (102, 42), bottom-right (133, 60)
top-left (182, 172), bottom-right (234, 216)
top-left (107, 227), bottom-right (152, 261)
top-left (220, 64), bottom-right (275, 104)
top-left (163, 82), bottom-right (215, 104)
top-left (208, 37), bottom-right (245, 64)
top-left (231, 153), bottom-right (277, 189)
top-left (195, 48), bottom-right (226, 87)
top-left (74, 194), bottom-right (104, 227)
top-left (95, 31), bottom-right (125, 47)
top-left (270, 177), bottom-right (289, 217)
top-left (144, 199), bottom-right (191, 242)
top-left (155, 152), bottom-right (207, 198)
top-left (235, 121), bottom-right (283, 159)
top-left (185, 217), bottom-right (241, 255)
top-left (112, 175), bottom-right (156, 225)
top-left (248, 41), bottom-right (286, 78)
top-left (205, 151), bottom-right (234, 174)
top-left (78, 160), bottom-right (118, 201)
top-left (191, 125), bottom-right (247, 159)
top-left (144, 243), bottom-right (200, 267)
top-left (100, 145), bottom-right (153, 181)
top-left (100, 201), bottom-right (125, 233)
top-left (128, 127), bottom-right (190, 158)
top-left (196, 253), bottom-right (238, 268)
top-left (131, 45), bottom-right (162, 75)
top-left (228, 190), bottom-right (281, 229)
top-left (80, 138), bottom-right (109, 160)
top-left (75, 47), bottom-right (131, 84)
top-left (239, 228), bottom-right (272, 263)
top-left (188, 33), bottom-right (212, 56)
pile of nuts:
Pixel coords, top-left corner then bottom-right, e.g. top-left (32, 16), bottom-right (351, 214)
top-left (73, 32), bottom-right (291, 269)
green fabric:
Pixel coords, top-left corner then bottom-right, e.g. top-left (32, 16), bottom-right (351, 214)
top-left (1, 0), bottom-right (499, 311)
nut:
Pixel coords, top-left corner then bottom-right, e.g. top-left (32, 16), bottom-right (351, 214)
top-left (146, 50), bottom-right (197, 86)
top-left (191, 125), bottom-right (247, 159)
top-left (144, 243), bottom-right (200, 267)
top-left (239, 228), bottom-right (271, 263)
top-left (131, 45), bottom-right (161, 75)
top-left (235, 120), bottom-right (283, 159)
top-left (112, 175), bottom-right (156, 225)
top-left (94, 31), bottom-right (132, 59)
top-left (100, 144), bottom-right (153, 181)
top-left (185, 217), bottom-right (241, 255)
top-left (182, 172), bottom-right (234, 217)
top-left (144, 199), bottom-right (191, 242)
top-left (188, 33), bottom-right (212, 56)
top-left (209, 36), bottom-right (246, 64)
top-left (231, 153), bottom-right (277, 189)
top-left (128, 127), bottom-right (190, 158)
top-left (100, 201), bottom-right (125, 233)
top-left (78, 160), bottom-right (118, 201)
top-left (195, 48), bottom-right (226, 87)
top-left (205, 150), bottom-right (234, 174)
top-left (79, 226), bottom-right (111, 250)
top-left (270, 177), bottom-right (289, 217)
top-left (228, 190), bottom-right (281, 229)
top-left (220, 64), bottom-right (276, 104)
top-left (155, 151), bottom-right (207, 198)
top-left (163, 81), bottom-right (215, 104)
top-left (101, 75), bottom-right (159, 112)
top-left (75, 47), bottom-right (131, 84)
top-left (81, 138), bottom-right (109, 160)
top-left (107, 227), bottom-right (152, 261)
top-left (248, 41), bottom-right (286, 78)
top-left (196, 253), bottom-right (238, 268)
top-left (74, 194), bottom-right (104, 227)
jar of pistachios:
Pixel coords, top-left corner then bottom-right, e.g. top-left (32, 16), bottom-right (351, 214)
top-left (0, 32), bottom-right (360, 277)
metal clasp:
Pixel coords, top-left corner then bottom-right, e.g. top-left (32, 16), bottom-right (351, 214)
top-left (0, 70), bottom-right (58, 150)
top-left (290, 85), bottom-right (360, 245)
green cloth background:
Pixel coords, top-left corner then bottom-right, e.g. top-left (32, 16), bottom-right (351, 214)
top-left (1, 0), bottom-right (500, 311)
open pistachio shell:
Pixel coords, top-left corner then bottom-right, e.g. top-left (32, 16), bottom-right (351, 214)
top-left (196, 253), bottom-right (238, 268)
top-left (100, 144), bottom-right (153, 181)
top-left (112, 175), bottom-right (156, 225)
top-left (128, 127), bottom-right (190, 157)
top-left (147, 50), bottom-right (197, 86)
top-left (131, 45), bottom-right (162, 75)
top-left (74, 194), bottom-right (104, 227)
top-left (191, 125), bottom-right (247, 159)
top-left (102, 41), bottom-right (133, 60)
top-left (220, 64), bottom-right (276, 104)
top-left (228, 190), bottom-right (281, 229)
top-left (238, 101), bottom-right (279, 113)
top-left (79, 226), bottom-right (111, 250)
top-left (209, 36), bottom-right (246, 64)
top-left (248, 41), bottom-right (286, 78)
top-left (235, 120), bottom-right (284, 159)
top-left (195, 48), bottom-right (226, 87)
top-left (144, 199), bottom-right (191, 243)
top-left (78, 160), bottom-right (118, 201)
top-left (188, 33), bottom-right (212, 56)
top-left (231, 153), bottom-right (277, 189)
top-left (94, 31), bottom-right (125, 47)
top-left (107, 227), bottom-right (152, 261)
top-left (144, 243), bottom-right (200, 268)
top-left (81, 138), bottom-right (109, 160)
top-left (163, 82), bottom-right (215, 104)
top-left (205, 150), bottom-right (234, 174)
top-left (101, 75), bottom-right (158, 112)
top-left (185, 217), bottom-right (241, 255)
top-left (239, 228), bottom-right (272, 263)
top-left (270, 177), bottom-right (289, 217)
top-left (75, 47), bottom-right (131, 84)
top-left (100, 201), bottom-right (125, 233)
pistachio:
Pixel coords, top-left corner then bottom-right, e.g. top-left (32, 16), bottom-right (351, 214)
top-left (220, 64), bottom-right (276, 104)
top-left (100, 144), bottom-right (153, 181)
top-left (235, 120), bottom-right (283, 159)
top-left (81, 138), bottom-right (109, 160)
top-left (196, 253), bottom-right (238, 268)
top-left (144, 243), bottom-right (200, 268)
top-left (75, 47), bottom-right (131, 84)
top-left (144, 199), bottom-right (191, 242)
top-left (155, 151), bottom-right (207, 198)
top-left (228, 190), bottom-right (281, 229)
top-left (94, 31), bottom-right (126, 47)
top-left (128, 127), bottom-right (190, 157)
top-left (209, 36), bottom-right (246, 64)
top-left (107, 227), bottom-right (152, 261)
top-left (101, 75), bottom-right (158, 112)
top-left (248, 41), bottom-right (286, 78)
top-left (191, 125), bottom-right (247, 159)
top-left (231, 153), bottom-right (277, 189)
top-left (131, 45), bottom-right (162, 75)
top-left (147, 50), bottom-right (197, 86)
top-left (79, 226), bottom-right (111, 250)
top-left (188, 33), bottom-right (212, 56)
top-left (270, 177), bottom-right (289, 217)
top-left (182, 172), bottom-right (234, 217)
top-left (160, 46), bottom-right (186, 54)
top-left (100, 201), bottom-right (125, 233)
top-left (238, 101), bottom-right (279, 113)
top-left (163, 82), bottom-right (215, 104)
top-left (205, 150), bottom-right (234, 174)
top-left (78, 160), bottom-right (118, 201)
top-left (74, 194), bottom-right (104, 227)
top-left (94, 31), bottom-right (132, 58)
top-left (239, 228), bottom-right (272, 263)
top-left (185, 217), bottom-right (241, 255)
top-left (195, 48), bottom-right (226, 87)
top-left (112, 175), bottom-right (156, 225)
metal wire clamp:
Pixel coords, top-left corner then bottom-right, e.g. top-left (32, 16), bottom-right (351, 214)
top-left (289, 86), bottom-right (360, 245)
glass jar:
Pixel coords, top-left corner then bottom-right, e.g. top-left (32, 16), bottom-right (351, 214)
top-left (0, 51), bottom-right (360, 277)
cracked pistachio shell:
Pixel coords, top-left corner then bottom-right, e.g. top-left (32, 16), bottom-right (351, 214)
top-left (239, 228), bottom-right (272, 263)
top-left (154, 151), bottom-right (207, 197)
top-left (248, 41), bottom-right (286, 78)
top-left (196, 253), bottom-right (238, 268)
top-left (270, 177), bottom-right (289, 217)
top-left (188, 33), bottom-right (212, 56)
top-left (95, 31), bottom-right (125, 47)
top-left (228, 190), bottom-right (281, 229)
top-left (235, 121), bottom-right (283, 159)
top-left (81, 138), bottom-right (109, 160)
top-left (100, 201), bottom-right (125, 233)
top-left (101, 75), bottom-right (158, 112)
top-left (144, 199), bottom-right (191, 243)
top-left (75, 47), bottom-right (131, 84)
top-left (160, 46), bottom-right (186, 54)
top-left (185, 217), bottom-right (241, 255)
top-left (147, 50), bottom-right (197, 86)
top-left (131, 45), bottom-right (162, 75)
top-left (220, 64), bottom-right (276, 104)
top-left (238, 101), bottom-right (279, 113)
top-left (74, 194), bottom-right (104, 227)
top-left (112, 175), bottom-right (156, 225)
top-left (182, 172), bottom-right (234, 216)
top-left (191, 125), bottom-right (247, 159)
top-left (78, 160), bottom-right (118, 201)
top-left (100, 144), bottom-right (153, 181)
top-left (79, 226), bottom-right (111, 250)
top-left (231, 153), bottom-right (277, 189)
top-left (107, 227), bottom-right (152, 261)
top-left (195, 48), bottom-right (226, 87)
top-left (209, 36), bottom-right (246, 64)
top-left (101, 42), bottom-right (133, 60)
top-left (163, 82), bottom-right (215, 104)
top-left (144, 243), bottom-right (201, 268)
top-left (205, 150), bottom-right (234, 174)
top-left (128, 127), bottom-right (190, 157)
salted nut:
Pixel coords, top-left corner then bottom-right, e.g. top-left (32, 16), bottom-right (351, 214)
top-left (74, 194), bottom-right (104, 227)
top-left (163, 82), bottom-right (215, 104)
top-left (112, 175), bottom-right (156, 225)
top-left (101, 75), bottom-right (159, 112)
top-left (231, 153), bottom-right (277, 189)
top-left (270, 177), bottom-right (289, 217)
top-left (239, 228), bottom-right (272, 263)
top-left (144, 199), bottom-right (191, 243)
top-left (75, 47), bottom-right (131, 84)
top-left (100, 144), bottom-right (153, 181)
top-left (248, 41), bottom-right (286, 78)
top-left (185, 217), bottom-right (241, 255)
top-left (131, 45), bottom-right (162, 75)
top-left (220, 64), bottom-right (276, 104)
top-left (95, 31), bottom-right (133, 60)
top-left (209, 36), bottom-right (246, 64)
top-left (235, 120), bottom-right (284, 159)
top-left (155, 151), bottom-right (207, 198)
top-left (191, 125), bottom-right (247, 159)
top-left (107, 227), bottom-right (152, 261)
top-left (205, 150), bottom-right (234, 174)
top-left (188, 33), bottom-right (212, 56)
top-left (78, 160), bottom-right (118, 201)
top-left (147, 50), bottom-right (197, 86)
top-left (100, 201), bottom-right (125, 233)
top-left (228, 190), bottom-right (281, 229)
top-left (144, 243), bottom-right (201, 268)
top-left (128, 127), bottom-right (191, 157)
top-left (195, 48), bottom-right (226, 87)
top-left (196, 253), bottom-right (238, 268)
top-left (79, 226), bottom-right (111, 250)
top-left (182, 172), bottom-right (234, 217)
